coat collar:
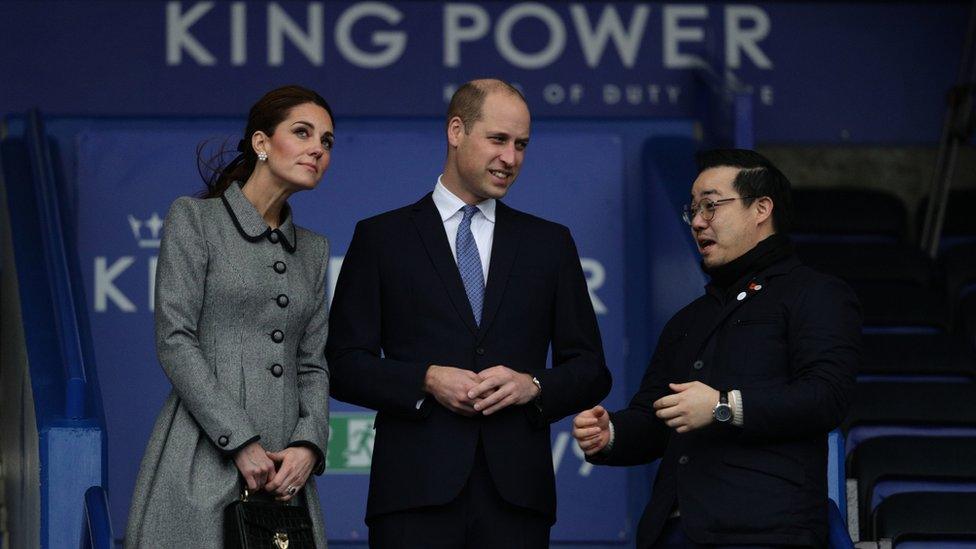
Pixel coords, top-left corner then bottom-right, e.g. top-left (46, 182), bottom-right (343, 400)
top-left (221, 181), bottom-right (297, 253)
top-left (690, 253), bottom-right (801, 359)
top-left (706, 254), bottom-right (802, 301)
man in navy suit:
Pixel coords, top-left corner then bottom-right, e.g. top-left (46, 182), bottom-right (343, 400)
top-left (573, 150), bottom-right (860, 547)
top-left (327, 78), bottom-right (611, 548)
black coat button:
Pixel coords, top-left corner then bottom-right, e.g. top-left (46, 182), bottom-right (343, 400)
top-left (274, 261), bottom-right (287, 274)
top-left (693, 360), bottom-right (704, 370)
top-left (276, 294), bottom-right (289, 307)
top-left (475, 347), bottom-right (485, 355)
top-left (678, 455), bottom-right (689, 465)
top-left (218, 435), bottom-right (229, 447)
top-left (271, 364), bottom-right (283, 377)
top-left (269, 231), bottom-right (280, 244)
top-left (271, 330), bottom-right (284, 343)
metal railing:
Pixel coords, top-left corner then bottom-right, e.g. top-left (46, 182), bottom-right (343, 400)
top-left (80, 487), bottom-right (114, 549)
top-left (24, 109), bottom-right (88, 419)
top-left (920, 0), bottom-right (976, 258)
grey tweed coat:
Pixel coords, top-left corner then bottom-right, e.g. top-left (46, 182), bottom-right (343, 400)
top-left (125, 182), bottom-right (330, 548)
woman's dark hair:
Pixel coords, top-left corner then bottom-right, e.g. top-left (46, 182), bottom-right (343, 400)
top-left (198, 85), bottom-right (334, 198)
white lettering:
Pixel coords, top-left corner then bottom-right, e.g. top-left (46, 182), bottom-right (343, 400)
top-left (648, 84), bottom-right (661, 103)
top-left (327, 256), bottom-right (343, 308)
top-left (267, 2), bottom-right (323, 66)
top-left (166, 1), bottom-right (216, 66)
top-left (230, 2), bottom-right (246, 65)
top-left (760, 85), bottom-right (774, 105)
top-left (95, 257), bottom-right (136, 312)
top-left (570, 4), bottom-right (650, 68)
top-left (666, 85), bottom-right (681, 104)
top-left (543, 83), bottom-right (565, 104)
top-left (581, 258), bottom-right (607, 314)
top-left (568, 83), bottom-right (584, 103)
top-left (336, 2), bottom-right (406, 69)
top-left (725, 5), bottom-right (772, 69)
top-left (443, 3), bottom-right (490, 67)
top-left (551, 431), bottom-right (570, 473)
top-left (603, 84), bottom-right (621, 105)
top-left (443, 83), bottom-right (458, 103)
top-left (626, 84), bottom-right (642, 105)
top-left (495, 3), bottom-right (566, 69)
top-left (148, 256), bottom-right (158, 312)
top-left (571, 432), bottom-right (595, 476)
top-left (663, 5), bottom-right (707, 69)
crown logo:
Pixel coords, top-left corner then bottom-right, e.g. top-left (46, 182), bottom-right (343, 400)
top-left (128, 213), bottom-right (163, 248)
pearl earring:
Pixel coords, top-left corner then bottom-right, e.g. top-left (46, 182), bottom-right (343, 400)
top-left (257, 151), bottom-right (268, 162)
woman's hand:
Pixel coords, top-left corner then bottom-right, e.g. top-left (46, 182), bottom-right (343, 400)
top-left (264, 446), bottom-right (316, 502)
top-left (233, 441), bottom-right (276, 492)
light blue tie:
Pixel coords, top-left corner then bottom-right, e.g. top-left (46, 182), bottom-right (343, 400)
top-left (456, 205), bottom-right (485, 325)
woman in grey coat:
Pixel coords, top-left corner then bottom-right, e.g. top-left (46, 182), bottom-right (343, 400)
top-left (126, 85), bottom-right (335, 548)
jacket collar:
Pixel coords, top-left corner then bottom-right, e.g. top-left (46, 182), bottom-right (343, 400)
top-left (705, 254), bottom-right (801, 302)
top-left (221, 181), bottom-right (296, 253)
top-left (687, 253), bottom-right (802, 360)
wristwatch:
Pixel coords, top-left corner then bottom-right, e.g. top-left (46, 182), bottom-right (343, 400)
top-left (531, 376), bottom-right (542, 398)
top-left (713, 390), bottom-right (732, 423)
top-left (531, 376), bottom-right (543, 411)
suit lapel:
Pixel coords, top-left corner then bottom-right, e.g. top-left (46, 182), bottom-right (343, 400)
top-left (478, 201), bottom-right (520, 342)
top-left (410, 194), bottom-right (480, 336)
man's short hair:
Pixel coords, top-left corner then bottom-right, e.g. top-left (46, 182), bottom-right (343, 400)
top-left (446, 79), bottom-right (526, 134)
top-left (695, 149), bottom-right (794, 234)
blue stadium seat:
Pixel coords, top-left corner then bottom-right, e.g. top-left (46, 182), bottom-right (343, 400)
top-left (848, 436), bottom-right (976, 540)
top-left (843, 383), bottom-right (976, 459)
top-left (873, 492), bottom-right (976, 546)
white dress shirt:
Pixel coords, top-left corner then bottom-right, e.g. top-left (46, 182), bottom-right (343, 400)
top-left (432, 176), bottom-right (495, 283)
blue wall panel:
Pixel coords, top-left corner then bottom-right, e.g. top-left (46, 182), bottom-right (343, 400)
top-left (66, 118), bottom-right (695, 543)
top-left (1, 1), bottom-right (968, 143)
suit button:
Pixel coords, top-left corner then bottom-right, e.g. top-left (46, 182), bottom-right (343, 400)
top-left (271, 330), bottom-right (284, 343)
top-left (276, 294), bottom-right (289, 308)
top-left (475, 347), bottom-right (485, 355)
top-left (693, 360), bottom-right (704, 370)
top-left (271, 364), bottom-right (283, 377)
top-left (274, 261), bottom-right (287, 274)
top-left (269, 231), bottom-right (280, 244)
top-left (678, 455), bottom-right (689, 465)
top-left (218, 435), bottom-right (229, 447)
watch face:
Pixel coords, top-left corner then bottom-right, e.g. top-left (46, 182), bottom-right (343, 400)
top-left (714, 405), bottom-right (732, 423)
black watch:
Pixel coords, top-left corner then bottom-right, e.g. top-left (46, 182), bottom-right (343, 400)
top-left (713, 390), bottom-right (732, 423)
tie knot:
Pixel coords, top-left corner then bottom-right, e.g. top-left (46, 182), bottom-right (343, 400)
top-left (461, 204), bottom-right (479, 218)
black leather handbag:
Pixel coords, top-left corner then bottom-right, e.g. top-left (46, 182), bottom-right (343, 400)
top-left (224, 488), bottom-right (316, 549)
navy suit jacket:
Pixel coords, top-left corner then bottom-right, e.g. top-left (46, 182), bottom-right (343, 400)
top-left (591, 255), bottom-right (860, 547)
top-left (327, 193), bottom-right (611, 523)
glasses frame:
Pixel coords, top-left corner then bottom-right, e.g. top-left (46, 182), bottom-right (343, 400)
top-left (681, 196), bottom-right (756, 225)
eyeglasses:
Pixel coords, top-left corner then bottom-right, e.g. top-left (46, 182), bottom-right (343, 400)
top-left (681, 197), bottom-right (755, 225)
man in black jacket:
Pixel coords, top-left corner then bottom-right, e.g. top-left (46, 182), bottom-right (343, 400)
top-left (573, 149), bottom-right (860, 547)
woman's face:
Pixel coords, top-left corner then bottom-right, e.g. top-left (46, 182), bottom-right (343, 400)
top-left (258, 102), bottom-right (334, 191)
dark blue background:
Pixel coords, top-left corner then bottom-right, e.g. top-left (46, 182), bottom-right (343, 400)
top-left (0, 1), bottom-right (967, 142)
